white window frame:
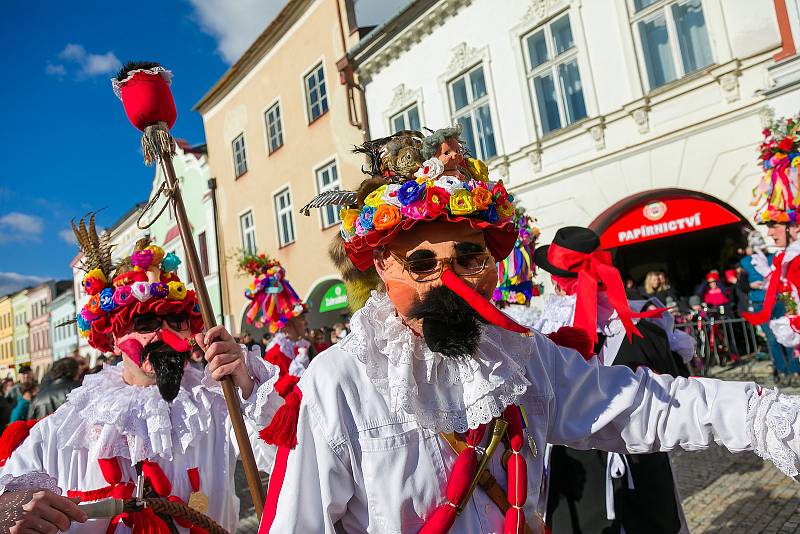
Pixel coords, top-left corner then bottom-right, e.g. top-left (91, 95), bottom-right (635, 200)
top-left (629, 0), bottom-right (714, 92)
top-left (232, 133), bottom-right (248, 178)
top-left (264, 100), bottom-right (284, 154)
top-left (389, 104), bottom-right (422, 133)
top-left (273, 187), bottom-right (296, 247)
top-left (522, 11), bottom-right (588, 136)
top-left (239, 210), bottom-right (257, 254)
top-left (314, 159), bottom-right (341, 230)
top-left (303, 61), bottom-right (329, 124)
top-left (447, 64), bottom-right (499, 161)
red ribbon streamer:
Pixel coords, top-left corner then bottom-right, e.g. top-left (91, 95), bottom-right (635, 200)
top-left (743, 253), bottom-right (784, 325)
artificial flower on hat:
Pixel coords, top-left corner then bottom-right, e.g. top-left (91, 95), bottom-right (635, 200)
top-left (752, 113), bottom-right (800, 224)
top-left (237, 250), bottom-right (307, 333)
top-left (69, 213), bottom-right (203, 353)
top-left (493, 208), bottom-right (541, 306)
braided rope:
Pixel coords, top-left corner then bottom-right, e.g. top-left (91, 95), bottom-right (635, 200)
top-left (143, 498), bottom-right (229, 534)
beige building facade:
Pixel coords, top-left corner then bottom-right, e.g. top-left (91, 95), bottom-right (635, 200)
top-left (0, 296), bottom-right (14, 378)
top-left (195, 0), bottom-right (368, 334)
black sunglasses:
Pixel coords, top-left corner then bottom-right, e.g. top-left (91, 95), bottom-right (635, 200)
top-left (132, 313), bottom-right (190, 333)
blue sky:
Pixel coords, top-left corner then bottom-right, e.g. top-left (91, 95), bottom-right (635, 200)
top-left (0, 0), bottom-right (289, 295)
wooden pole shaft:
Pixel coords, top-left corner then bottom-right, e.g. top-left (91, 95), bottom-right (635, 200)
top-left (159, 154), bottom-right (266, 518)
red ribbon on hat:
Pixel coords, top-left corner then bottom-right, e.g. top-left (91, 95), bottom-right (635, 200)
top-left (547, 243), bottom-right (665, 342)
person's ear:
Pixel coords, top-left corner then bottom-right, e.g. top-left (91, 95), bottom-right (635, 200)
top-left (373, 248), bottom-right (389, 276)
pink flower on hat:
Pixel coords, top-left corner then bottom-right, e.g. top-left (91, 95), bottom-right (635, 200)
top-left (131, 249), bottom-right (154, 269)
top-left (131, 281), bottom-right (152, 302)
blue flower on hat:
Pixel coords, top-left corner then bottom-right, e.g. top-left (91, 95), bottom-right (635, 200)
top-left (76, 313), bottom-right (90, 332)
top-left (99, 287), bottom-right (117, 312)
top-left (161, 252), bottom-right (181, 273)
top-left (481, 205), bottom-right (499, 224)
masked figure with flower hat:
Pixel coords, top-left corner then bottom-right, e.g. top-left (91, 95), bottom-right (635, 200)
top-left (239, 252), bottom-right (310, 398)
top-left (0, 214), bottom-right (282, 533)
top-left (532, 226), bottom-right (691, 534)
top-left (744, 114), bottom-right (800, 380)
top-left (260, 127), bottom-right (800, 534)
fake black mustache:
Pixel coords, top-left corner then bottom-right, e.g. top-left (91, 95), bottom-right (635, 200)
top-left (142, 341), bottom-right (188, 403)
top-left (407, 285), bottom-right (485, 359)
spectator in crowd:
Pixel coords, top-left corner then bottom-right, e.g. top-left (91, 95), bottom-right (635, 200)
top-left (311, 329), bottom-right (332, 355)
top-left (9, 365), bottom-right (36, 408)
top-left (260, 334), bottom-right (272, 350)
top-left (87, 355), bottom-right (107, 375)
top-left (241, 332), bottom-right (261, 353)
top-left (28, 358), bottom-right (81, 419)
top-left (0, 379), bottom-right (14, 433)
top-left (10, 382), bottom-right (38, 423)
top-left (698, 270), bottom-right (730, 307)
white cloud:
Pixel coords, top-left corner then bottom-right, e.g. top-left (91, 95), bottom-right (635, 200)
top-left (0, 272), bottom-right (48, 297)
top-left (47, 43), bottom-right (122, 79)
top-left (58, 229), bottom-right (77, 245)
top-left (188, 0), bottom-right (288, 64)
top-left (0, 212), bottom-right (43, 243)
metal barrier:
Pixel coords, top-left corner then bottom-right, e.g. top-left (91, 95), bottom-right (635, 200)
top-left (674, 314), bottom-right (764, 378)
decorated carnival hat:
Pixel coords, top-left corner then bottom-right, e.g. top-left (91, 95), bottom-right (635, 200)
top-left (492, 208), bottom-right (541, 305)
top-left (72, 213), bottom-right (203, 353)
top-left (239, 252), bottom-right (306, 333)
top-left (301, 126), bottom-right (518, 271)
top-left (752, 113), bottom-right (800, 224)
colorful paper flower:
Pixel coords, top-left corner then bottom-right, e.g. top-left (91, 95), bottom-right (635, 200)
top-left (424, 187), bottom-right (450, 216)
top-left (497, 200), bottom-right (515, 219)
top-left (434, 175), bottom-right (465, 194)
top-left (449, 189), bottom-right (475, 215)
top-left (358, 206), bottom-right (376, 232)
top-left (80, 306), bottom-right (101, 322)
top-left (86, 294), bottom-right (103, 315)
top-left (381, 184), bottom-right (404, 207)
top-left (167, 281), bottom-right (187, 300)
top-left (161, 252), bottom-right (181, 273)
top-left (99, 287), bottom-right (117, 312)
top-left (131, 249), bottom-right (154, 269)
top-left (113, 285), bottom-right (134, 307)
top-left (414, 158), bottom-right (445, 180)
top-left (131, 281), bottom-right (152, 302)
top-left (364, 185), bottom-right (388, 208)
top-left (76, 314), bottom-right (90, 333)
top-left (397, 180), bottom-right (427, 206)
top-left (373, 204), bottom-right (402, 231)
top-left (340, 208), bottom-right (361, 234)
top-left (150, 282), bottom-right (169, 298)
top-left (146, 245), bottom-right (166, 265)
top-left (779, 137), bottom-right (795, 152)
top-left (482, 205), bottom-right (499, 224)
top-left (465, 157), bottom-right (489, 182)
top-left (472, 187), bottom-right (493, 210)
top-left (492, 181), bottom-right (509, 205)
top-left (400, 199), bottom-right (427, 220)
top-left (83, 274), bottom-right (106, 296)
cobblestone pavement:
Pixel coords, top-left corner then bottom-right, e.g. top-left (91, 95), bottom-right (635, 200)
top-left (234, 360), bottom-right (800, 533)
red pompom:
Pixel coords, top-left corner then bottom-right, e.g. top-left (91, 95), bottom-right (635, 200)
top-left (0, 420), bottom-right (37, 467)
top-left (504, 507), bottom-right (525, 534)
top-left (260, 387), bottom-right (302, 448)
top-left (130, 507), bottom-right (173, 534)
top-left (119, 71), bottom-right (177, 131)
top-left (547, 325), bottom-right (594, 360)
top-left (507, 453), bottom-right (527, 507)
top-left (446, 447), bottom-right (477, 505)
top-left (503, 406), bottom-right (525, 452)
top-left (142, 461), bottom-right (172, 497)
top-left (98, 457), bottom-right (122, 485)
top-left (418, 504), bottom-right (458, 534)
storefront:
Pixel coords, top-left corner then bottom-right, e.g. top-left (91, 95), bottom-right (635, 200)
top-left (590, 189), bottom-right (751, 295)
top-left (305, 278), bottom-right (350, 330)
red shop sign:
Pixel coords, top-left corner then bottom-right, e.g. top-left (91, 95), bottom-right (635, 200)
top-left (600, 197), bottom-right (741, 249)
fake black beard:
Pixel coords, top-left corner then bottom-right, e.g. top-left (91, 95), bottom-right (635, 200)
top-left (407, 285), bottom-right (485, 359)
top-left (141, 341), bottom-right (188, 403)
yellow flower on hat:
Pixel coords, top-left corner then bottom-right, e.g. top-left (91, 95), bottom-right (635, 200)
top-left (340, 208), bottom-right (360, 233)
top-left (167, 281), bottom-right (187, 300)
top-left (146, 245), bottom-right (165, 265)
top-left (449, 189), bottom-right (475, 215)
top-left (792, 156), bottom-right (800, 168)
top-left (465, 157), bottom-right (489, 182)
top-left (496, 200), bottom-right (515, 218)
top-left (364, 185), bottom-right (388, 208)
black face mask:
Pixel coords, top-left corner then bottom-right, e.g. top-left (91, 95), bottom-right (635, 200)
top-left (408, 284), bottom-right (485, 359)
top-left (141, 341), bottom-right (188, 402)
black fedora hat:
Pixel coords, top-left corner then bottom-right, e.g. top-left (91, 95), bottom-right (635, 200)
top-left (533, 226), bottom-right (601, 278)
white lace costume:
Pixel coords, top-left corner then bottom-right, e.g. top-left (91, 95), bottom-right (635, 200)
top-left (267, 332), bottom-right (310, 377)
top-left (266, 292), bottom-right (800, 533)
top-left (0, 347), bottom-right (281, 533)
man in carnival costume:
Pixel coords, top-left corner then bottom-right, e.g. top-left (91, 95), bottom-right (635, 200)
top-left (743, 114), bottom-right (800, 380)
top-left (533, 226), bottom-right (691, 534)
top-left (0, 217), bottom-right (281, 533)
top-left (240, 253), bottom-right (311, 396)
top-left (262, 126), bottom-right (800, 534)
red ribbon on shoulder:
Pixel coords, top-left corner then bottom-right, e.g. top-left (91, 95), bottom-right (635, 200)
top-left (547, 243), bottom-right (665, 342)
top-left (743, 252), bottom-right (784, 325)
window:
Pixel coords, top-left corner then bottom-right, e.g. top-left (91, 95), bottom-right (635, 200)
top-left (448, 65), bottom-right (497, 160)
top-left (198, 231), bottom-right (209, 277)
top-left (265, 102), bottom-right (284, 154)
top-left (524, 13), bottom-right (588, 135)
top-left (232, 133), bottom-right (248, 178)
top-left (390, 104), bottom-right (421, 133)
top-left (315, 162), bottom-right (341, 229)
top-left (240, 211), bottom-right (257, 254)
top-left (304, 63), bottom-right (329, 122)
top-left (274, 188), bottom-right (296, 247)
top-left (632, 0), bottom-right (713, 90)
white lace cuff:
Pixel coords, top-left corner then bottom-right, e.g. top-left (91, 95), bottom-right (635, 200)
top-left (202, 345), bottom-right (281, 425)
top-left (768, 317), bottom-right (800, 348)
top-left (0, 472), bottom-right (61, 496)
top-left (746, 388), bottom-right (800, 477)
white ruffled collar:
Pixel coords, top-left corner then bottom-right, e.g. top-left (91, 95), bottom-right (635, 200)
top-left (340, 292), bottom-right (532, 433)
top-left (58, 364), bottom-right (213, 465)
top-left (533, 293), bottom-right (624, 337)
